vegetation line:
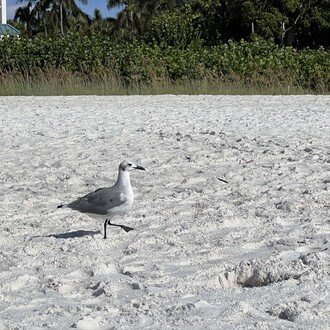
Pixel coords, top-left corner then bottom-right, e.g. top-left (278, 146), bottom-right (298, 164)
top-left (1, 0), bottom-right (329, 95)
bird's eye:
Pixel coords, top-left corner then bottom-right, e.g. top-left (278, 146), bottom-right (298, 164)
top-left (128, 163), bottom-right (132, 166)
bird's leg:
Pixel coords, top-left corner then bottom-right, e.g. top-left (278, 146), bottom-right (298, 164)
top-left (107, 220), bottom-right (134, 233)
top-left (103, 219), bottom-right (108, 239)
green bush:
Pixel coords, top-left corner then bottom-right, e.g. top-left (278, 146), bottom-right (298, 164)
top-left (0, 34), bottom-right (329, 92)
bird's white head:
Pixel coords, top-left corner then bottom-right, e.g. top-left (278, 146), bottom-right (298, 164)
top-left (119, 160), bottom-right (145, 172)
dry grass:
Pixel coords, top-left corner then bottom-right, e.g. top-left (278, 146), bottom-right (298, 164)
top-left (0, 70), bottom-right (325, 96)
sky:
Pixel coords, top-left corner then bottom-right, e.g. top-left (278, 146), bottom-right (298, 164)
top-left (6, 0), bottom-right (120, 20)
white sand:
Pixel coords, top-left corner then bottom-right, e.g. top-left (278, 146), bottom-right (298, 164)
top-left (0, 95), bottom-right (329, 329)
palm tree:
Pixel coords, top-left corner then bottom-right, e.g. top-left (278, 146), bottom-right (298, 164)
top-left (106, 0), bottom-right (148, 39)
top-left (106, 0), bottom-right (183, 39)
top-left (32, 0), bottom-right (50, 35)
top-left (14, 1), bottom-right (35, 36)
top-left (16, 0), bottom-right (89, 36)
top-left (89, 8), bottom-right (115, 34)
top-left (42, 0), bottom-right (89, 35)
top-left (59, 0), bottom-right (88, 35)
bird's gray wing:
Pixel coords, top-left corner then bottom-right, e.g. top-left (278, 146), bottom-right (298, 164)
top-left (67, 187), bottom-right (126, 215)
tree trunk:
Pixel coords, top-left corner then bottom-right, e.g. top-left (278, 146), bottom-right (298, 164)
top-left (60, 1), bottom-right (64, 36)
top-left (43, 18), bottom-right (48, 36)
top-left (27, 22), bottom-right (31, 38)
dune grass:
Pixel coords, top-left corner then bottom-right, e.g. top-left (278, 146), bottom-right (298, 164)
top-left (0, 71), bottom-right (321, 96)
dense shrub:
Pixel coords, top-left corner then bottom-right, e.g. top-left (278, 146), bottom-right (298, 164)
top-left (0, 34), bottom-right (329, 91)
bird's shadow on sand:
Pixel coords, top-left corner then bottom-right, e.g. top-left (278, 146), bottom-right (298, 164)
top-left (46, 230), bottom-right (101, 239)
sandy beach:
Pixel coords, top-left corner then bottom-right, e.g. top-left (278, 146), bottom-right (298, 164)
top-left (0, 95), bottom-right (329, 329)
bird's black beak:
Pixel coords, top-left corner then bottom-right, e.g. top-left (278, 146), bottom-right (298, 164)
top-left (135, 165), bottom-right (145, 170)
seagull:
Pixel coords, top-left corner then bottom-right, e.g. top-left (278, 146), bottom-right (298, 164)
top-left (58, 160), bottom-right (145, 239)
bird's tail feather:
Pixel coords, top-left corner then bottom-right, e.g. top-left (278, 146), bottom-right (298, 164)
top-left (57, 204), bottom-right (66, 208)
